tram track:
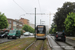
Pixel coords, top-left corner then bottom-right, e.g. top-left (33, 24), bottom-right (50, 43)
top-left (40, 40), bottom-right (44, 50)
top-left (25, 40), bottom-right (45, 50)
top-left (25, 40), bottom-right (37, 50)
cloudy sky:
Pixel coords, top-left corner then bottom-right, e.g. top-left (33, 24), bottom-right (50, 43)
top-left (0, 0), bottom-right (75, 27)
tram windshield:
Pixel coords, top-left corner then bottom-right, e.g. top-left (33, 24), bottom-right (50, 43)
top-left (37, 27), bottom-right (44, 34)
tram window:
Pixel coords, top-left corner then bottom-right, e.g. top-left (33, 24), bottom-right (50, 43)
top-left (37, 28), bottom-right (44, 33)
top-left (37, 30), bottom-right (44, 33)
top-left (37, 26), bottom-right (46, 34)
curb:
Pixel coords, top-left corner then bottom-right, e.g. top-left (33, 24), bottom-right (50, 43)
top-left (65, 42), bottom-right (75, 48)
top-left (66, 38), bottom-right (75, 48)
top-left (48, 38), bottom-right (53, 48)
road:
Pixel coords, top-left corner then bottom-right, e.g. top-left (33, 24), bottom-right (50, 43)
top-left (0, 35), bottom-right (34, 44)
top-left (0, 38), bottom-right (12, 43)
top-left (48, 35), bottom-right (75, 50)
top-left (21, 35), bottom-right (34, 38)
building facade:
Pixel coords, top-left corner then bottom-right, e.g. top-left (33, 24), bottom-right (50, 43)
top-left (7, 18), bottom-right (23, 30)
top-left (19, 18), bottom-right (29, 25)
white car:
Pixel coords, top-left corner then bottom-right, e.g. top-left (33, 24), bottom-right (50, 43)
top-left (30, 33), bottom-right (34, 36)
top-left (23, 32), bottom-right (30, 36)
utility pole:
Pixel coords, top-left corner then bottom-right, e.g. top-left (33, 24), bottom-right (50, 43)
top-left (35, 8), bottom-right (36, 29)
top-left (35, 8), bottom-right (36, 38)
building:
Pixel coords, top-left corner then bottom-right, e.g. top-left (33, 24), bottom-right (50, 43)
top-left (19, 18), bottom-right (29, 25)
top-left (7, 18), bottom-right (23, 30)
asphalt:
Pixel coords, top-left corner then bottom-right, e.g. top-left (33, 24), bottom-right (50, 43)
top-left (0, 38), bottom-right (12, 43)
top-left (0, 35), bottom-right (34, 44)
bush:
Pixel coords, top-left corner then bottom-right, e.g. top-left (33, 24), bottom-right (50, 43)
top-left (21, 30), bottom-right (23, 35)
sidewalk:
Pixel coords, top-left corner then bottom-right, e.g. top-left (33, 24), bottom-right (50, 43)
top-left (66, 37), bottom-right (75, 47)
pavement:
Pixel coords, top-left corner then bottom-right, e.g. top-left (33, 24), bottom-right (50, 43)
top-left (21, 35), bottom-right (34, 38)
top-left (0, 38), bottom-right (12, 43)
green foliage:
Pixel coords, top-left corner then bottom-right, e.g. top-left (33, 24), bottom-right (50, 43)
top-left (64, 12), bottom-right (75, 36)
top-left (21, 30), bottom-right (23, 35)
top-left (53, 2), bottom-right (75, 31)
top-left (52, 28), bottom-right (56, 33)
top-left (0, 12), bottom-right (8, 29)
top-left (49, 23), bottom-right (56, 34)
top-left (22, 25), bottom-right (34, 33)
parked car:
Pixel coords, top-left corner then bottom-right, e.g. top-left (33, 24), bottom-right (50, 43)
top-left (7, 30), bottom-right (21, 39)
top-left (55, 32), bottom-right (66, 42)
top-left (30, 33), bottom-right (34, 36)
top-left (51, 34), bottom-right (55, 36)
top-left (0, 32), bottom-right (9, 38)
top-left (0, 30), bottom-right (9, 38)
top-left (23, 32), bottom-right (30, 36)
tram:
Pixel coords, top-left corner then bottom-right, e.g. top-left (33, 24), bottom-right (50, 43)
top-left (36, 25), bottom-right (46, 40)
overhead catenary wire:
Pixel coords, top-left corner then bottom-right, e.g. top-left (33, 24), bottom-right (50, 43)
top-left (13, 0), bottom-right (26, 13)
top-left (37, 0), bottom-right (43, 19)
top-left (38, 0), bottom-right (41, 12)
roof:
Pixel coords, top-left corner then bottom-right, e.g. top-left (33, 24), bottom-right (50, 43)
top-left (7, 18), bottom-right (23, 24)
top-left (20, 18), bottom-right (29, 21)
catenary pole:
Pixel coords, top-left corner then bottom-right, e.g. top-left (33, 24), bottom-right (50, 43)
top-left (35, 8), bottom-right (36, 38)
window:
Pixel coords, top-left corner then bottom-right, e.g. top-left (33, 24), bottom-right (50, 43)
top-left (8, 20), bottom-right (11, 24)
top-left (13, 21), bottom-right (16, 26)
top-left (13, 21), bottom-right (16, 25)
top-left (19, 24), bottom-right (22, 26)
top-left (37, 27), bottom-right (44, 33)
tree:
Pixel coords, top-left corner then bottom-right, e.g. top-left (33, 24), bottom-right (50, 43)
top-left (52, 28), bottom-right (56, 33)
top-left (49, 23), bottom-right (56, 34)
top-left (22, 24), bottom-right (34, 33)
top-left (53, 2), bottom-right (75, 31)
top-left (64, 12), bottom-right (75, 36)
top-left (0, 12), bottom-right (8, 29)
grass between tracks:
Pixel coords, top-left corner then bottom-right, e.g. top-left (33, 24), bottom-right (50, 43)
top-left (28, 40), bottom-right (43, 50)
top-left (28, 39), bottom-right (50, 50)
top-left (0, 37), bottom-right (35, 50)
top-left (43, 39), bottom-right (48, 50)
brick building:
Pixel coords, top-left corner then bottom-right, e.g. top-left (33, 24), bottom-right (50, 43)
top-left (19, 18), bottom-right (29, 25)
top-left (7, 18), bottom-right (23, 30)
